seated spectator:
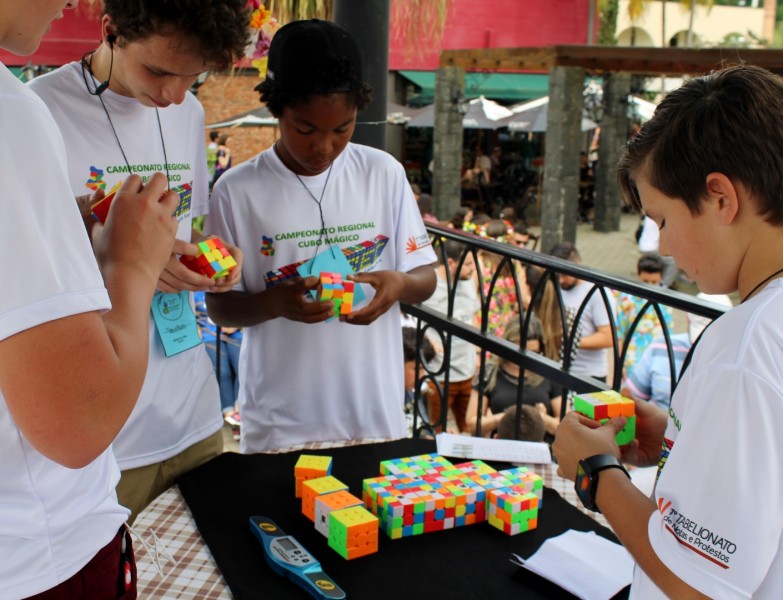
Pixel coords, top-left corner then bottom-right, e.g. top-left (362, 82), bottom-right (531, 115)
top-left (615, 253), bottom-right (674, 377)
top-left (622, 293), bottom-right (732, 410)
top-left (466, 316), bottom-right (562, 442)
top-left (448, 206), bottom-right (473, 230)
top-left (496, 404), bottom-right (546, 442)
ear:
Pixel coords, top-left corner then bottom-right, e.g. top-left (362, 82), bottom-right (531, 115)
top-left (705, 172), bottom-right (739, 225)
top-left (101, 14), bottom-right (117, 46)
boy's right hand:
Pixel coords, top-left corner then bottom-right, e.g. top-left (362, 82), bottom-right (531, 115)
top-left (94, 173), bottom-right (178, 285)
top-left (619, 396), bottom-right (668, 468)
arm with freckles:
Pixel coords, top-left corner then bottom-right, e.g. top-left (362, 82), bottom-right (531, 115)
top-left (553, 404), bottom-right (707, 598)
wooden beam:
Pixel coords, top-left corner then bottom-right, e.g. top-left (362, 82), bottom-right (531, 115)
top-left (440, 45), bottom-right (783, 76)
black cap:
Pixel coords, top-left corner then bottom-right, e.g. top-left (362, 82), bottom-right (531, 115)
top-left (265, 19), bottom-right (363, 94)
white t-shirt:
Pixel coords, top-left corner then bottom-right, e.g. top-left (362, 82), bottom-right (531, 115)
top-left (29, 63), bottom-right (222, 470)
top-left (560, 280), bottom-right (614, 377)
top-left (638, 215), bottom-right (659, 253)
top-left (0, 64), bottom-right (128, 599)
top-left (422, 275), bottom-right (480, 382)
top-left (207, 143), bottom-right (437, 452)
top-left (631, 279), bottom-right (783, 598)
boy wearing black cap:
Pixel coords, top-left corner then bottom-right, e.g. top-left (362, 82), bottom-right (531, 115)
top-left (206, 19), bottom-right (437, 452)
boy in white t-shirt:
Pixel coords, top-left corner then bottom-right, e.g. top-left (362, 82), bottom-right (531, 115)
top-left (0, 3), bottom-right (179, 597)
top-left (28, 0), bottom-right (249, 523)
top-left (206, 19), bottom-right (437, 452)
top-left (554, 64), bottom-right (783, 598)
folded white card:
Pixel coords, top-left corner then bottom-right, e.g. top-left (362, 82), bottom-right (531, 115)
top-left (511, 530), bottom-right (634, 600)
top-left (436, 432), bottom-right (552, 464)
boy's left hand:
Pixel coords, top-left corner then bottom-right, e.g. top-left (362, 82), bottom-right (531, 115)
top-left (552, 411), bottom-right (626, 481)
top-left (344, 270), bottom-right (406, 326)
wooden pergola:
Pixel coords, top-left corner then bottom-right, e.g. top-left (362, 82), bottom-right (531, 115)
top-left (430, 45), bottom-right (783, 251)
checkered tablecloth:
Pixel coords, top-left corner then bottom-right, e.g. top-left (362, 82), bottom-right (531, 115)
top-left (134, 441), bottom-right (609, 597)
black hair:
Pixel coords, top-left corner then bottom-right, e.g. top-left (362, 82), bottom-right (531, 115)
top-left (496, 405), bottom-right (546, 442)
top-left (209, 130), bottom-right (220, 142)
top-left (256, 79), bottom-right (373, 118)
top-left (103, 0), bottom-right (250, 70)
top-left (402, 327), bottom-right (435, 363)
top-left (637, 253), bottom-right (664, 274)
top-left (548, 241), bottom-right (580, 262)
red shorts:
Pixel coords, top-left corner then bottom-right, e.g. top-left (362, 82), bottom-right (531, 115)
top-left (24, 526), bottom-right (137, 600)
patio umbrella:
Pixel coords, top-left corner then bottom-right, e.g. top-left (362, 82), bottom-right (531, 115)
top-left (506, 96), bottom-right (598, 133)
top-left (406, 96), bottom-right (514, 129)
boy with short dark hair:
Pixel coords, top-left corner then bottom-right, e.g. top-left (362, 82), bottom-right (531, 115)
top-left (206, 19), bottom-right (437, 452)
top-left (554, 64), bottom-right (783, 597)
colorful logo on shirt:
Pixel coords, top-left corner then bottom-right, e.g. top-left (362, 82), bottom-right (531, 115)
top-left (86, 166), bottom-right (107, 191)
top-left (264, 235), bottom-right (389, 287)
top-left (260, 235), bottom-right (275, 256)
top-left (406, 233), bottom-right (432, 254)
top-left (171, 182), bottom-right (192, 221)
top-left (656, 437), bottom-right (673, 480)
top-left (657, 497), bottom-right (736, 568)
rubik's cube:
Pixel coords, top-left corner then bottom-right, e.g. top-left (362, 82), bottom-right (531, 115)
top-left (295, 455), bottom-right (333, 499)
top-left (316, 272), bottom-right (355, 317)
top-left (327, 505), bottom-right (379, 560)
top-left (486, 467), bottom-right (543, 535)
top-left (315, 490), bottom-right (364, 537)
top-left (362, 454), bottom-right (544, 539)
top-left (90, 180), bottom-right (122, 224)
top-left (180, 238), bottom-right (237, 279)
top-left (301, 476), bottom-right (349, 522)
top-left (573, 390), bottom-right (636, 446)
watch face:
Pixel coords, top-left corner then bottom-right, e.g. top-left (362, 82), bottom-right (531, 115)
top-left (575, 461), bottom-right (594, 510)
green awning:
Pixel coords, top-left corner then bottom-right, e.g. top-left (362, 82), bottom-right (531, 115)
top-left (399, 70), bottom-right (549, 106)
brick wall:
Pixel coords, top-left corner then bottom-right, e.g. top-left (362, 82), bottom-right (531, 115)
top-left (197, 71), bottom-right (278, 167)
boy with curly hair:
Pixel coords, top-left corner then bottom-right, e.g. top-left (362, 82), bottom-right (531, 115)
top-left (29, 0), bottom-right (249, 522)
top-left (206, 19), bottom-right (437, 452)
top-left (554, 64), bottom-right (783, 598)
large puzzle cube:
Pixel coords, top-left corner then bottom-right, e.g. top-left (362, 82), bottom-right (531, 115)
top-left (327, 505), bottom-right (379, 560)
top-left (315, 490), bottom-right (363, 537)
top-left (573, 390), bottom-right (636, 446)
top-left (316, 272), bottom-right (355, 317)
top-left (295, 454), bottom-right (332, 498)
top-left (363, 454), bottom-right (543, 539)
top-left (180, 238), bottom-right (237, 279)
top-left (301, 476), bottom-right (349, 522)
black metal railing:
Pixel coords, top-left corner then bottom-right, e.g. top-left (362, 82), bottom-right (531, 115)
top-left (402, 223), bottom-right (729, 440)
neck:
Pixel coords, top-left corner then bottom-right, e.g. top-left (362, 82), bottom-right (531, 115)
top-left (87, 44), bottom-right (112, 85)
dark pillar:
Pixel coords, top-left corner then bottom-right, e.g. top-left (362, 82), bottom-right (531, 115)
top-left (593, 71), bottom-right (630, 232)
top-left (333, 0), bottom-right (390, 151)
top-left (432, 67), bottom-right (465, 220)
top-left (540, 66), bottom-right (584, 253)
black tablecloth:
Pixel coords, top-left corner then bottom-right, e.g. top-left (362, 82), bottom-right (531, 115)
top-left (177, 438), bottom-right (630, 600)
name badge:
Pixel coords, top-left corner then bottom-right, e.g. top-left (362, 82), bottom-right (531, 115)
top-left (151, 291), bottom-right (203, 357)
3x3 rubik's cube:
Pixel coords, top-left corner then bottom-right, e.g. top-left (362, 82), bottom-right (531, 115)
top-left (364, 454), bottom-right (543, 538)
top-left (316, 272), bottom-right (354, 317)
top-left (180, 238), bottom-right (237, 279)
top-left (573, 390), bottom-right (636, 446)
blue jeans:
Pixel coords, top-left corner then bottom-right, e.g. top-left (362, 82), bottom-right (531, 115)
top-left (204, 331), bottom-right (241, 413)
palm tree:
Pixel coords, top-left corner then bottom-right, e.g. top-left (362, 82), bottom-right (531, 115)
top-left (681, 0), bottom-right (714, 48)
top-left (626, 0), bottom-right (652, 45)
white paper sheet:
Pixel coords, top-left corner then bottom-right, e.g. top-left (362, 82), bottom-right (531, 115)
top-left (511, 530), bottom-right (634, 600)
top-left (436, 432), bottom-right (552, 464)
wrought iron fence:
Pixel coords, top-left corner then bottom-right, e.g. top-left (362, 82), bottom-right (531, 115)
top-left (402, 223), bottom-right (730, 440)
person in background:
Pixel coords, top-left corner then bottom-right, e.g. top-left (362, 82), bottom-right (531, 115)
top-left (421, 239), bottom-right (480, 433)
top-left (496, 404), bottom-right (546, 442)
top-left (29, 0), bottom-right (249, 523)
top-left (615, 253), bottom-right (673, 377)
top-left (213, 133), bottom-right (233, 184)
top-left (402, 326), bottom-right (437, 435)
top-left (622, 293), bottom-right (732, 411)
top-left (549, 241), bottom-right (614, 382)
top-left (466, 316), bottom-right (562, 442)
top-left (417, 193), bottom-right (439, 224)
top-left (207, 129), bottom-right (220, 182)
top-left (0, 2), bottom-right (179, 596)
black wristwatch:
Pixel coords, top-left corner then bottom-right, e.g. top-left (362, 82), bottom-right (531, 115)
top-left (574, 454), bottom-right (630, 513)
